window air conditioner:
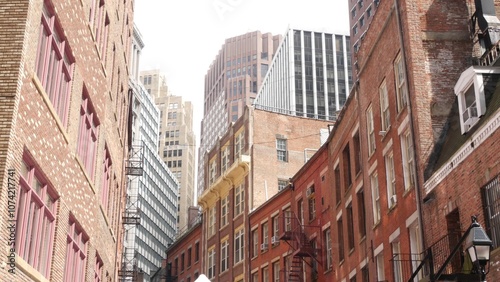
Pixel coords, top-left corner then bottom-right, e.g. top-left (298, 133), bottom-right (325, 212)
top-left (260, 243), bottom-right (268, 251)
top-left (271, 236), bottom-right (279, 244)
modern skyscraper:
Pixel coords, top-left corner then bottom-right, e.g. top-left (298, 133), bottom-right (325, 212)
top-left (0, 0), bottom-right (133, 280)
top-left (254, 28), bottom-right (352, 120)
top-left (140, 69), bottom-right (197, 234)
top-left (198, 31), bottom-right (282, 196)
top-left (121, 28), bottom-right (179, 282)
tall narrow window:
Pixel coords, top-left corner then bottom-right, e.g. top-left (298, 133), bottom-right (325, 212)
top-left (92, 0), bottom-right (109, 62)
top-left (77, 89), bottom-right (100, 179)
top-left (284, 208), bottom-right (292, 232)
top-left (483, 175), bottom-right (500, 247)
top-left (401, 130), bottom-right (416, 191)
top-left (101, 146), bottom-right (112, 211)
top-left (234, 130), bottom-right (245, 159)
top-left (357, 189), bottom-right (367, 238)
top-left (272, 216), bottom-right (279, 245)
top-left (324, 228), bottom-right (333, 269)
top-left (221, 144), bottom-right (230, 172)
top-left (252, 229), bottom-right (259, 258)
top-left (208, 206), bottom-right (216, 237)
top-left (347, 203), bottom-right (355, 251)
top-left (337, 216), bottom-right (345, 262)
top-left (234, 183), bottom-right (245, 216)
top-left (16, 156), bottom-right (57, 278)
top-left (262, 222), bottom-right (269, 251)
top-left (220, 195), bottom-right (229, 227)
top-left (35, 1), bottom-right (74, 126)
top-left (366, 106), bottom-right (375, 155)
top-left (273, 261), bottom-right (280, 282)
top-left (376, 253), bottom-right (385, 281)
top-left (343, 145), bottom-right (352, 190)
top-left (392, 241), bottom-right (403, 282)
top-left (94, 253), bottom-right (103, 282)
top-left (207, 247), bottom-right (216, 279)
top-left (276, 138), bottom-right (288, 162)
top-left (208, 158), bottom-right (217, 185)
top-left (234, 228), bottom-right (245, 264)
top-left (394, 53), bottom-right (408, 112)
top-left (371, 172), bottom-right (381, 224)
top-left (262, 266), bottom-right (269, 282)
top-left (379, 80), bottom-right (390, 130)
top-left (64, 219), bottom-right (88, 282)
top-left (335, 164), bottom-right (341, 205)
top-left (220, 240), bottom-right (229, 273)
top-left (353, 132), bottom-right (362, 174)
top-left (385, 152), bottom-right (397, 208)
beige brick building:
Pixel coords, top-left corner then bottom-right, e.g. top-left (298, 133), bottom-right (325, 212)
top-left (0, 0), bottom-right (133, 280)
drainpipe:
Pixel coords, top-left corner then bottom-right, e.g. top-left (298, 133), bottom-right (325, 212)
top-left (393, 0), bottom-right (428, 263)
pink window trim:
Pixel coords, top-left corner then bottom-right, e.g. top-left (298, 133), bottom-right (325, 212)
top-left (94, 253), bottom-right (103, 282)
top-left (77, 88), bottom-right (100, 180)
top-left (16, 153), bottom-right (58, 278)
top-left (101, 146), bottom-right (112, 211)
top-left (35, 1), bottom-right (74, 127)
top-left (64, 218), bottom-right (89, 282)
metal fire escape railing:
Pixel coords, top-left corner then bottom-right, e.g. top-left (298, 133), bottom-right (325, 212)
top-left (119, 144), bottom-right (145, 281)
top-left (279, 211), bottom-right (322, 282)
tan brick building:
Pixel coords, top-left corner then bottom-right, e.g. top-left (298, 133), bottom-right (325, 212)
top-left (0, 0), bottom-right (133, 280)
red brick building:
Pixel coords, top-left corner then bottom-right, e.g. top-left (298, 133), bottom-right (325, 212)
top-left (0, 0), bottom-right (133, 281)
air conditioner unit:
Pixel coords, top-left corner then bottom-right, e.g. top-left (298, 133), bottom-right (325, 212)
top-left (390, 195), bottom-right (397, 206)
top-left (260, 243), bottom-right (268, 251)
top-left (463, 106), bottom-right (479, 126)
top-left (271, 236), bottom-right (279, 244)
top-left (306, 186), bottom-right (315, 197)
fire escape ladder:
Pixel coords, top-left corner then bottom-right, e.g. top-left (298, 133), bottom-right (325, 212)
top-left (126, 143), bottom-right (144, 176)
top-left (286, 255), bottom-right (304, 282)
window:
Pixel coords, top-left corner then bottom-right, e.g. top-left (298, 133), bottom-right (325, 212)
top-left (101, 146), bottom-right (112, 211)
top-left (209, 159), bottom-right (217, 185)
top-left (187, 248), bottom-right (192, 268)
top-left (385, 152), bottom-right (397, 208)
top-left (337, 216), bottom-right (345, 262)
top-left (221, 240), bottom-right (229, 273)
top-left (284, 208), bottom-right (292, 232)
top-left (324, 228), bottom-right (333, 269)
top-left (343, 145), bottom-right (352, 190)
top-left (262, 266), bottom-right (269, 282)
top-left (207, 247), bottom-right (216, 279)
top-left (35, 1), bottom-right (74, 126)
top-left (483, 175), bottom-right (500, 247)
top-left (371, 172), bottom-right (381, 224)
top-left (91, 0), bottom-right (109, 62)
top-left (221, 195), bottom-right (229, 227)
top-left (208, 206), bottom-right (216, 237)
top-left (278, 179), bottom-right (288, 191)
top-left (335, 165), bottom-right (341, 205)
top-left (234, 130), bottom-right (245, 159)
top-left (392, 241), bottom-right (403, 282)
top-left (361, 265), bottom-right (369, 282)
top-left (401, 130), bottom-right (416, 191)
top-left (353, 132), bottom-right (362, 174)
top-left (394, 53), bottom-right (408, 112)
top-left (273, 261), bottom-right (280, 282)
top-left (380, 80), bottom-right (390, 131)
top-left (357, 189), bottom-right (367, 238)
top-left (15, 157), bottom-right (57, 277)
top-left (308, 194), bottom-right (316, 221)
top-left (262, 222), bottom-right (269, 251)
top-left (251, 272), bottom-right (259, 282)
top-left (195, 242), bottom-right (200, 262)
top-left (276, 138), bottom-right (288, 162)
top-left (94, 253), bottom-right (103, 282)
top-left (252, 229), bottom-right (259, 258)
top-left (181, 253), bottom-right (185, 272)
top-left (234, 183), bottom-right (245, 216)
top-left (234, 228), bottom-right (244, 264)
top-left (168, 112), bottom-right (177, 119)
top-left (64, 219), bottom-right (89, 282)
top-left (272, 216), bottom-right (279, 245)
top-left (77, 89), bottom-right (100, 179)
top-left (376, 252), bottom-right (385, 281)
top-left (366, 106), bottom-right (375, 155)
top-left (347, 203), bottom-right (355, 251)
top-left (221, 144), bottom-right (230, 172)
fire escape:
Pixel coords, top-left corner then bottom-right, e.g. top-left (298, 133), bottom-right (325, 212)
top-left (280, 211), bottom-right (322, 282)
top-left (119, 143), bottom-right (144, 282)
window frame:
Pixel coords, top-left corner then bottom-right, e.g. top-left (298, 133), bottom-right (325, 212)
top-left (385, 151), bottom-right (397, 208)
top-left (276, 138), bottom-right (288, 162)
top-left (77, 88), bottom-right (100, 180)
top-left (64, 218), bottom-right (89, 282)
top-left (394, 53), bottom-right (408, 113)
top-left (379, 80), bottom-right (390, 131)
top-left (366, 105), bottom-right (375, 156)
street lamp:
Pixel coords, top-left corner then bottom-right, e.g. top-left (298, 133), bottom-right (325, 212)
top-left (465, 216), bottom-right (493, 281)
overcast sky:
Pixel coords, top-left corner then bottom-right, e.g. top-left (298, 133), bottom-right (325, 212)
top-left (134, 0), bottom-right (350, 144)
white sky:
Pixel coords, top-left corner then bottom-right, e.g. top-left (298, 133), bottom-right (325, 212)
top-left (134, 0), bottom-right (350, 145)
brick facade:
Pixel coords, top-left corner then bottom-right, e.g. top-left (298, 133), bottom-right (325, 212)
top-left (0, 0), bottom-right (133, 280)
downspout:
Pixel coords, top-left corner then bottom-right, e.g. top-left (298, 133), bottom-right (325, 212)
top-left (393, 0), bottom-right (428, 263)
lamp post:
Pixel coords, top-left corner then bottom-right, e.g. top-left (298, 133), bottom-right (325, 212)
top-left (465, 216), bottom-right (493, 281)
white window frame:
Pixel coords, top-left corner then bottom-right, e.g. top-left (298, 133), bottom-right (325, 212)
top-left (208, 248), bottom-right (216, 279)
top-left (366, 105), bottom-right (375, 156)
top-left (208, 206), bottom-right (216, 237)
top-left (221, 144), bottom-right (230, 173)
top-left (234, 228), bottom-right (244, 264)
top-left (234, 130), bottom-right (245, 159)
top-left (385, 151), bottom-right (396, 208)
top-left (220, 240), bottom-right (229, 273)
top-left (325, 228), bottom-right (333, 269)
top-left (276, 138), bottom-right (288, 162)
top-left (371, 172), bottom-right (381, 224)
top-left (401, 130), bottom-right (416, 191)
top-left (392, 241), bottom-right (403, 282)
top-left (394, 52), bottom-right (408, 112)
top-left (379, 80), bottom-right (390, 131)
top-left (234, 183), bottom-right (245, 216)
top-left (221, 195), bottom-right (228, 227)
